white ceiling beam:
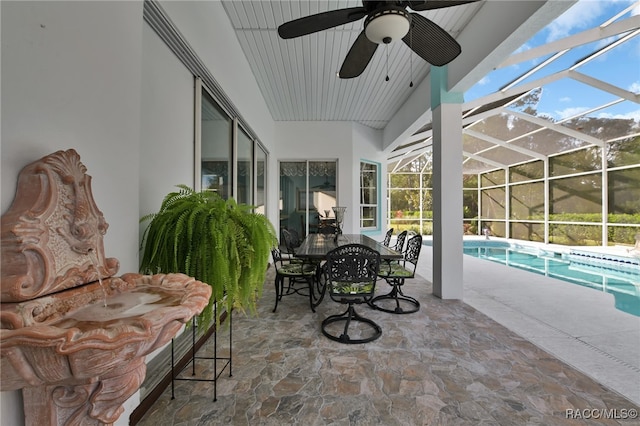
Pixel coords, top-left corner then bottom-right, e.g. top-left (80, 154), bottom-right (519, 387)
top-left (383, 1), bottom-right (573, 152)
top-left (569, 70), bottom-right (640, 104)
top-left (391, 138), bottom-right (432, 158)
top-left (409, 88), bottom-right (531, 147)
top-left (390, 150), bottom-right (429, 173)
top-left (465, 70), bottom-right (569, 111)
top-left (462, 151), bottom-right (506, 169)
top-left (404, 128), bottom-right (433, 145)
top-left (465, 129), bottom-right (545, 160)
top-left (509, 110), bottom-right (605, 148)
top-left (450, 0), bottom-right (576, 93)
top-left (500, 14), bottom-right (640, 68)
top-left (500, 49), bottom-right (570, 92)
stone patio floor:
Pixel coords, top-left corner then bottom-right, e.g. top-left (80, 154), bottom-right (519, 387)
top-left (137, 250), bottom-right (639, 425)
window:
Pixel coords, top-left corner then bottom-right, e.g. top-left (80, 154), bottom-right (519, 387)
top-left (196, 79), bottom-right (268, 211)
top-left (255, 145), bottom-right (266, 214)
top-left (279, 161), bottom-right (337, 238)
top-left (198, 83), bottom-right (232, 198)
top-left (236, 126), bottom-right (253, 205)
top-left (360, 161), bottom-right (379, 229)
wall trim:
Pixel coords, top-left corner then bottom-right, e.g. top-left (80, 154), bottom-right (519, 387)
top-left (143, 0), bottom-right (259, 142)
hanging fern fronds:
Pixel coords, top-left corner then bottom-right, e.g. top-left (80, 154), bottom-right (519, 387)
top-left (140, 186), bottom-right (277, 328)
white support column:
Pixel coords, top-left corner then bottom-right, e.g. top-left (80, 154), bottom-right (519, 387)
top-left (431, 66), bottom-right (464, 299)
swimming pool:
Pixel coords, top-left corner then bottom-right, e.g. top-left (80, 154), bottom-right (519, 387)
top-left (461, 240), bottom-right (640, 317)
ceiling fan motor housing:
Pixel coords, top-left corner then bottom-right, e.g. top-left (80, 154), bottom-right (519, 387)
top-left (364, 7), bottom-right (411, 44)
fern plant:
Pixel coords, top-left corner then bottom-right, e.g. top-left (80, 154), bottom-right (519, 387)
top-left (140, 185), bottom-right (277, 327)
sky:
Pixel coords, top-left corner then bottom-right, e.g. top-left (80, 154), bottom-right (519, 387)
top-left (464, 0), bottom-right (640, 124)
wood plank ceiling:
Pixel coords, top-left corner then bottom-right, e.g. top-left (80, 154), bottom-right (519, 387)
top-left (221, 0), bottom-right (482, 130)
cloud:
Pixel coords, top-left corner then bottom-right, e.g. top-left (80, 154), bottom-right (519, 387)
top-left (555, 106), bottom-right (590, 120)
top-left (545, 0), bottom-right (608, 42)
top-left (629, 81), bottom-right (640, 94)
top-left (595, 35), bottom-right (620, 50)
top-left (552, 107), bottom-right (640, 124)
top-left (560, 96), bottom-right (572, 103)
top-left (512, 43), bottom-right (532, 55)
top-left (477, 76), bottom-right (490, 86)
top-left (597, 109), bottom-right (640, 122)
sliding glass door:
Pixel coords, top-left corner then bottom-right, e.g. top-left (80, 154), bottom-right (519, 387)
top-left (279, 161), bottom-right (337, 240)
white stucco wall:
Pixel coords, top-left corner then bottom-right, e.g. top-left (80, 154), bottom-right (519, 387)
top-left (274, 121), bottom-right (356, 232)
top-left (273, 121), bottom-right (386, 237)
top-left (1, 1), bottom-right (144, 424)
top-left (0, 1), bottom-right (390, 424)
top-left (139, 21), bottom-right (195, 222)
top-left (156, 0), bottom-right (280, 223)
top-left (1, 1), bottom-right (143, 274)
top-left (157, 0), bottom-right (275, 146)
top-left (352, 123), bottom-right (386, 239)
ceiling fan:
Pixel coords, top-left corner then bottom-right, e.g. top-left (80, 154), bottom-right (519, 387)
top-left (278, 1), bottom-right (479, 78)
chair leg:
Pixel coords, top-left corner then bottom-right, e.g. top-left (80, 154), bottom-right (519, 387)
top-left (306, 276), bottom-right (316, 313)
top-left (321, 304), bottom-right (382, 344)
top-left (273, 275), bottom-right (281, 313)
top-left (369, 278), bottom-right (420, 314)
top-left (311, 268), bottom-right (326, 310)
top-left (340, 306), bottom-right (353, 340)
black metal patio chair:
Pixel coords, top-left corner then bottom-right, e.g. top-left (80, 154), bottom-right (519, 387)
top-left (391, 230), bottom-right (408, 253)
top-left (271, 247), bottom-right (320, 313)
top-left (321, 243), bottom-right (382, 344)
top-left (381, 228), bottom-right (394, 247)
top-left (281, 228), bottom-right (302, 262)
top-left (371, 234), bottom-right (422, 314)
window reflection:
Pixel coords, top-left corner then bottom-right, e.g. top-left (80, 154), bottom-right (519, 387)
top-left (360, 161), bottom-right (378, 229)
top-left (279, 161), bottom-right (337, 238)
top-left (255, 146), bottom-right (266, 214)
top-left (201, 89), bottom-right (231, 198)
top-left (237, 127), bottom-right (253, 205)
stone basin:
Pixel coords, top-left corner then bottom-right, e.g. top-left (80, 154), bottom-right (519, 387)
top-left (1, 149), bottom-right (213, 425)
top-left (1, 272), bottom-right (211, 391)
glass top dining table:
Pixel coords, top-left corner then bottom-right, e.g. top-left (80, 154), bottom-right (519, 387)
top-left (294, 234), bottom-right (403, 260)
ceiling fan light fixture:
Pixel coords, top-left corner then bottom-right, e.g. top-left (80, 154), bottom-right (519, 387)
top-left (364, 8), bottom-right (410, 45)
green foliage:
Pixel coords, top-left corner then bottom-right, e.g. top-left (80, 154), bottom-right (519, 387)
top-left (390, 220), bottom-right (424, 235)
top-left (140, 185), bottom-right (277, 327)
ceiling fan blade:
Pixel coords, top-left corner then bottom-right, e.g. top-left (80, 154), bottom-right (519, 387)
top-left (402, 13), bottom-right (461, 66)
top-left (406, 1), bottom-right (480, 12)
top-left (338, 30), bottom-right (378, 79)
top-left (278, 7), bottom-right (367, 39)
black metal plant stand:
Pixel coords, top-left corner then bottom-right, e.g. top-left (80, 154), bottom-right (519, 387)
top-left (170, 302), bottom-right (232, 402)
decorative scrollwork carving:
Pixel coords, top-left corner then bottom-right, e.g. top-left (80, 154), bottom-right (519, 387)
top-left (88, 360), bottom-right (146, 423)
top-left (1, 149), bottom-right (118, 302)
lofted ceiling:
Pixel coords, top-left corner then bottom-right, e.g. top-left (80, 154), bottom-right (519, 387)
top-left (219, 0), bottom-right (621, 172)
top-left (221, 0), bottom-right (483, 129)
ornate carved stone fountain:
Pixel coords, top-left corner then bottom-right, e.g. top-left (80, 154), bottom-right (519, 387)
top-left (1, 149), bottom-right (212, 425)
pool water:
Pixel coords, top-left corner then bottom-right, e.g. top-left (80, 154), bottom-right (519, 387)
top-left (463, 242), bottom-right (640, 317)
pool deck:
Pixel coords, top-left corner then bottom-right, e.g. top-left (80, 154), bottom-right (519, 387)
top-left (418, 237), bottom-right (640, 406)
